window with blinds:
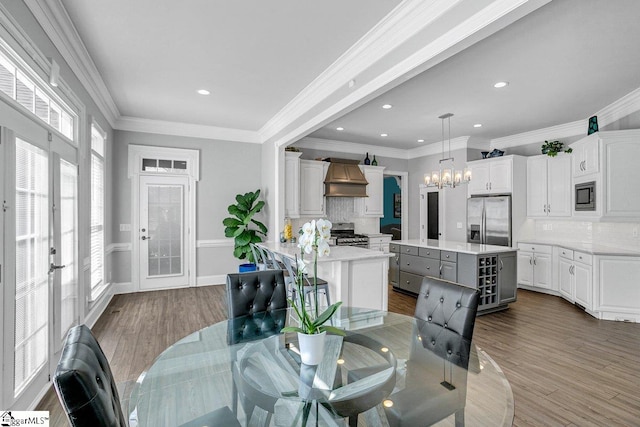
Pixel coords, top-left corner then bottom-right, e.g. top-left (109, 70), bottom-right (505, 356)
top-left (0, 48), bottom-right (75, 141)
top-left (90, 123), bottom-right (106, 300)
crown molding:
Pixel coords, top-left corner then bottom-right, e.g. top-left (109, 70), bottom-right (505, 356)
top-left (408, 136), bottom-right (470, 159)
top-left (491, 86), bottom-right (640, 149)
top-left (24, 0), bottom-right (119, 127)
top-left (296, 137), bottom-right (409, 159)
top-left (296, 136), bottom-right (474, 160)
top-left (116, 116), bottom-right (261, 144)
top-left (490, 120), bottom-right (584, 149)
top-left (596, 86), bottom-right (640, 128)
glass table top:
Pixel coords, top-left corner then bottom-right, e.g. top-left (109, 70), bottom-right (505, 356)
top-left (128, 307), bottom-right (514, 426)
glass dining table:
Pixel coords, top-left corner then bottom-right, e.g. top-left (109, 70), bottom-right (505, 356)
top-left (128, 307), bottom-right (514, 426)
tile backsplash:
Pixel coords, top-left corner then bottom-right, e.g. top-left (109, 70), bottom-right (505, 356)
top-left (287, 198), bottom-right (380, 238)
top-left (518, 219), bottom-right (640, 251)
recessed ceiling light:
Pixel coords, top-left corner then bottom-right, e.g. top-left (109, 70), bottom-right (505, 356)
top-left (380, 133), bottom-right (388, 137)
top-left (493, 81), bottom-right (509, 88)
top-left (382, 104), bottom-right (393, 109)
top-left (417, 139), bottom-right (424, 143)
top-left (336, 127), bottom-right (344, 131)
top-left (197, 89), bottom-right (210, 95)
top-left (474, 124), bottom-right (482, 128)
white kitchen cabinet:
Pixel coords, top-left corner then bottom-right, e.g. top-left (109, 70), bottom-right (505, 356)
top-left (573, 252), bottom-right (593, 310)
top-left (571, 134), bottom-right (599, 177)
top-left (284, 151), bottom-right (302, 218)
top-left (517, 243), bottom-right (552, 290)
top-left (527, 155), bottom-right (571, 217)
top-left (556, 247), bottom-right (592, 309)
top-left (467, 156), bottom-right (514, 195)
top-left (368, 234), bottom-right (392, 253)
top-left (596, 256), bottom-right (640, 322)
top-left (355, 165), bottom-right (384, 217)
top-left (299, 159), bottom-right (327, 216)
top-left (602, 135), bottom-right (640, 218)
top-left (558, 252), bottom-right (573, 300)
top-left (570, 130), bottom-right (640, 220)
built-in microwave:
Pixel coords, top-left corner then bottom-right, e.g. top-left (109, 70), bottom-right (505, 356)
top-left (575, 181), bottom-right (596, 211)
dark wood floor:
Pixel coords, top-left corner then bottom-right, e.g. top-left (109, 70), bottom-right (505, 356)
top-left (38, 285), bottom-right (640, 426)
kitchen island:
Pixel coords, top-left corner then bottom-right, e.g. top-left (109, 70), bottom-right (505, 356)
top-left (259, 242), bottom-right (392, 314)
top-left (390, 239), bottom-right (518, 313)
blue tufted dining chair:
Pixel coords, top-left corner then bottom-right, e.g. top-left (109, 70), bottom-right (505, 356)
top-left (226, 270), bottom-right (288, 425)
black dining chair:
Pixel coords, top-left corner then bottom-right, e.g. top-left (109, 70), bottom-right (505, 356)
top-left (384, 277), bottom-right (480, 427)
top-left (54, 324), bottom-right (240, 427)
top-left (226, 270), bottom-right (289, 425)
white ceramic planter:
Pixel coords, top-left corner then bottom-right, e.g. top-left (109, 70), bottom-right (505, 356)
top-left (297, 331), bottom-right (326, 365)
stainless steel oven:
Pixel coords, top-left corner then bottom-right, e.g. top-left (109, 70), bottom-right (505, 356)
top-left (575, 181), bottom-right (596, 211)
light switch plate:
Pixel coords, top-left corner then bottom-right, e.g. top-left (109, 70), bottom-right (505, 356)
top-left (456, 222), bottom-right (462, 229)
top-left (120, 224), bottom-right (131, 232)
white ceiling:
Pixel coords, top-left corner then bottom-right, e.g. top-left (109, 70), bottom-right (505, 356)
top-left (59, 0), bottom-right (401, 130)
top-left (56, 0), bottom-right (640, 149)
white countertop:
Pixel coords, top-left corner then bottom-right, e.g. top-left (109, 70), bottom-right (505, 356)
top-left (259, 242), bottom-right (393, 262)
top-left (518, 240), bottom-right (640, 256)
top-left (392, 239), bottom-right (517, 255)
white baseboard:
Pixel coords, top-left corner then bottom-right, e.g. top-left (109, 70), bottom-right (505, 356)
top-left (196, 275), bottom-right (226, 286)
top-left (84, 286), bottom-right (115, 329)
top-left (113, 282), bottom-right (135, 294)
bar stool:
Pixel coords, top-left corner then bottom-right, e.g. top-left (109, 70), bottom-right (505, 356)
top-left (280, 254), bottom-right (331, 312)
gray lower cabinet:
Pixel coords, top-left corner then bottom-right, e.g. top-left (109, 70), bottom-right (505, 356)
top-left (399, 271), bottom-right (423, 294)
top-left (498, 252), bottom-right (517, 304)
top-left (392, 244), bottom-right (517, 312)
top-left (394, 244), bottom-right (457, 292)
top-left (389, 252), bottom-right (400, 288)
top-left (458, 251), bottom-right (518, 312)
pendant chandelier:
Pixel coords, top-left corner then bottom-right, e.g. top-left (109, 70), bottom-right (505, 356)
top-left (423, 113), bottom-right (471, 189)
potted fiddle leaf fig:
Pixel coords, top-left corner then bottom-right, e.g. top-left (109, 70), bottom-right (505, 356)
top-left (222, 189), bottom-right (267, 269)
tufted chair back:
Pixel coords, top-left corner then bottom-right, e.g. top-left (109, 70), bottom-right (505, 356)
top-left (54, 324), bottom-right (127, 427)
top-left (226, 270), bottom-right (288, 344)
top-left (413, 277), bottom-right (480, 369)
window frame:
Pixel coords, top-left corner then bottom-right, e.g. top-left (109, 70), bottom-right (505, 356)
top-left (89, 122), bottom-right (106, 301)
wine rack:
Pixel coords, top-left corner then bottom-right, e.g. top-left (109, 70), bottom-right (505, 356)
top-left (477, 255), bottom-right (498, 308)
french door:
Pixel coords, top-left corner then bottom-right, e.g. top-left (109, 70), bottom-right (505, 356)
top-left (1, 117), bottom-right (78, 409)
top-left (138, 175), bottom-right (189, 290)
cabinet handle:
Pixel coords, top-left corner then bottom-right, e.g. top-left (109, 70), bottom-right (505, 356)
top-left (533, 257), bottom-right (537, 266)
top-left (439, 264), bottom-right (443, 275)
top-left (486, 183), bottom-right (489, 190)
top-left (490, 182), bottom-right (492, 190)
top-left (500, 259), bottom-right (504, 271)
top-left (529, 257), bottom-right (532, 265)
top-left (426, 266), bottom-right (430, 270)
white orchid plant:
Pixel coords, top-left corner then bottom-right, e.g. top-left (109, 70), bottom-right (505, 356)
top-left (281, 219), bottom-right (345, 336)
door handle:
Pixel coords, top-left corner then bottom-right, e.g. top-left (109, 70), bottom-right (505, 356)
top-left (49, 263), bottom-right (66, 273)
top-left (141, 236), bottom-right (150, 240)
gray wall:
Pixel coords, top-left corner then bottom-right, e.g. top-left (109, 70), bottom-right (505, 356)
top-left (112, 130), bottom-right (263, 283)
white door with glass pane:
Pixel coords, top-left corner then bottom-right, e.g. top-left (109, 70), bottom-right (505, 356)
top-left (51, 156), bottom-right (78, 356)
top-left (1, 130), bottom-right (78, 410)
top-left (138, 175), bottom-right (190, 290)
top-left (2, 133), bottom-right (50, 409)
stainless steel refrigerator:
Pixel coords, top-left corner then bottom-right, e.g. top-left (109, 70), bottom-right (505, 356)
top-left (467, 195), bottom-right (511, 246)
